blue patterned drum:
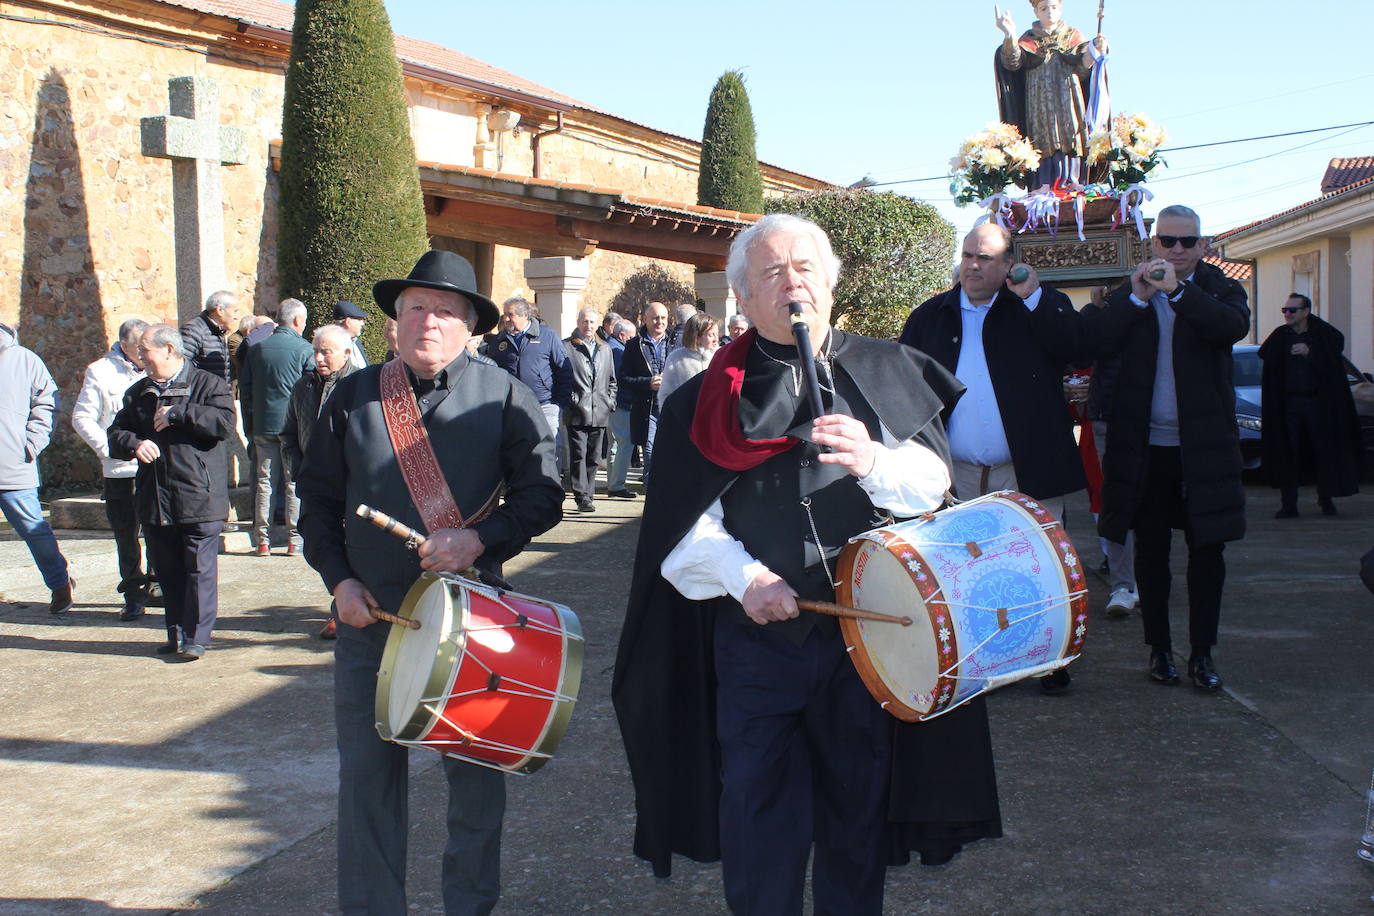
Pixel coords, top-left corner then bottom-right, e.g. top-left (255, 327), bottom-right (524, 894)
top-left (836, 491), bottom-right (1089, 721)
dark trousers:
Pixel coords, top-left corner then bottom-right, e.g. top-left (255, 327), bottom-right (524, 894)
top-left (566, 425), bottom-right (605, 504)
top-left (1132, 446), bottom-right (1225, 654)
top-left (145, 520), bottom-right (222, 646)
top-left (714, 615), bottom-right (891, 916)
top-left (102, 478), bottom-right (150, 599)
top-left (335, 624), bottom-right (505, 916)
top-left (1279, 395), bottom-right (1331, 506)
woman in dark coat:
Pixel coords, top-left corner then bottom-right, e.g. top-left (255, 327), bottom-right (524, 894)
top-left (1258, 295), bottom-right (1361, 516)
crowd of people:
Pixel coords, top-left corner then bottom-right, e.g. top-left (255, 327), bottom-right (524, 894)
top-left (3, 203), bottom-right (1371, 914)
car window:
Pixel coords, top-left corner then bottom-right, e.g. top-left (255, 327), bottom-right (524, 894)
top-left (1232, 350), bottom-right (1262, 388)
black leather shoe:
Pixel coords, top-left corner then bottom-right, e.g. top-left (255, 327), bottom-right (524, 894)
top-left (1319, 498), bottom-right (1337, 516)
top-left (1274, 506), bottom-right (1298, 519)
top-left (119, 600), bottom-right (145, 622)
top-left (1148, 649), bottom-right (1179, 684)
top-left (1039, 667), bottom-right (1072, 693)
top-left (1188, 655), bottom-right (1223, 690)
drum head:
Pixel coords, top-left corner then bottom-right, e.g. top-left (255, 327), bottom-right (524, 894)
top-left (377, 573), bottom-right (464, 741)
top-left (839, 539), bottom-right (941, 720)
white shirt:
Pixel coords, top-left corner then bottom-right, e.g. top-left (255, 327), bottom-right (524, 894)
top-left (946, 287), bottom-right (1042, 466)
top-left (661, 426), bottom-right (950, 603)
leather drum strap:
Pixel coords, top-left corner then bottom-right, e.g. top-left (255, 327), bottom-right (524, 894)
top-left (379, 358), bottom-right (467, 535)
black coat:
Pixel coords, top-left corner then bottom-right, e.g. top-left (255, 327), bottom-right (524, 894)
top-left (612, 332), bottom-right (1001, 878)
top-left (1258, 315), bottom-right (1361, 496)
top-left (563, 335), bottom-right (616, 427)
top-left (1090, 261), bottom-right (1250, 546)
top-left (179, 312), bottom-right (232, 384)
top-left (899, 284), bottom-right (1086, 500)
top-left (280, 366), bottom-right (356, 478)
top-left (618, 333), bottom-right (667, 445)
top-left (108, 362), bottom-right (235, 526)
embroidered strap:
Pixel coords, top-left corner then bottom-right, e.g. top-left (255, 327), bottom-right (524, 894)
top-left (378, 359), bottom-right (501, 535)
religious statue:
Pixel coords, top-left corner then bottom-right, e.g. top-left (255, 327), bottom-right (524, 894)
top-left (994, 0), bottom-right (1109, 188)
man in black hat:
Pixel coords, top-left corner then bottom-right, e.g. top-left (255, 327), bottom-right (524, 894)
top-left (333, 300), bottom-right (369, 371)
top-left (298, 250), bottom-right (563, 916)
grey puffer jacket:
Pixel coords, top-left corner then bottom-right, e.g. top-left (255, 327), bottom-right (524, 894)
top-left (0, 324), bottom-right (58, 490)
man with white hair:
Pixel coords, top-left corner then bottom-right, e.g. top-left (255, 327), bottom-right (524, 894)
top-left (73, 318), bottom-right (152, 620)
top-left (297, 250), bottom-right (562, 915)
top-left (240, 298), bottom-right (314, 557)
top-left (563, 305), bottom-right (617, 512)
top-left (606, 318), bottom-right (638, 499)
top-left (723, 313), bottom-right (750, 344)
top-left (180, 289), bottom-right (239, 384)
top-left (614, 214), bottom-right (1002, 914)
top-left (108, 324), bottom-right (235, 659)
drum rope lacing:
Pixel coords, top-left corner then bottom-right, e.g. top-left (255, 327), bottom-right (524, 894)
top-left (930, 591), bottom-right (1088, 681)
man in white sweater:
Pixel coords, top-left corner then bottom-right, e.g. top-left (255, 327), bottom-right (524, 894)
top-left (72, 318), bottom-right (151, 620)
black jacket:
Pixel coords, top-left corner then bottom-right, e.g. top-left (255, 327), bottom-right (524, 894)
top-left (280, 365), bottom-right (355, 478)
top-left (899, 283), bottom-right (1086, 499)
top-left (179, 312), bottom-right (232, 384)
top-left (1090, 261), bottom-right (1250, 546)
top-left (1259, 315), bottom-right (1361, 496)
top-left (108, 362), bottom-right (235, 526)
top-left (563, 334), bottom-right (617, 427)
top-left (618, 333), bottom-right (668, 445)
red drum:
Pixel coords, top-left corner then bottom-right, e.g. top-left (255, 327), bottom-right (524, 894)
top-left (375, 572), bottom-right (583, 774)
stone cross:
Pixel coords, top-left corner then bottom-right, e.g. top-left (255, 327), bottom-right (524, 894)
top-left (140, 76), bottom-right (246, 323)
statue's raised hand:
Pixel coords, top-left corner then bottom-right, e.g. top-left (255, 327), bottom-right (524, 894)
top-left (995, 4), bottom-right (1016, 39)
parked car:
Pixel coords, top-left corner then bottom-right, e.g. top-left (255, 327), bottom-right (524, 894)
top-left (1231, 344), bottom-right (1374, 471)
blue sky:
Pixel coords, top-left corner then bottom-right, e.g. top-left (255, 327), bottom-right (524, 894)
top-left (380, 0), bottom-right (1372, 240)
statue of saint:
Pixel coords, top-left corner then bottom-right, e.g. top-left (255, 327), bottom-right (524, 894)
top-left (994, 1), bottom-right (1108, 188)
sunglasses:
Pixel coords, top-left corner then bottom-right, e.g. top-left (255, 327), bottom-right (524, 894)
top-left (1155, 235), bottom-right (1200, 250)
top-left (1280, 306), bottom-right (1308, 314)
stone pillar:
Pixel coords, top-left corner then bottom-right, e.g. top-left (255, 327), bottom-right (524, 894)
top-left (524, 257), bottom-right (590, 338)
top-left (695, 271), bottom-right (737, 323)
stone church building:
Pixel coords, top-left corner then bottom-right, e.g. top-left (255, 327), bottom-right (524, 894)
top-left (1, 0), bottom-right (829, 490)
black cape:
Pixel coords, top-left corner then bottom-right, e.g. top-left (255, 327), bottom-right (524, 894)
top-left (1258, 315), bottom-right (1362, 496)
top-left (611, 331), bottom-right (1003, 878)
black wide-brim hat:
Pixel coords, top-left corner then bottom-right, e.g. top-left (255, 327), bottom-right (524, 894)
top-left (373, 250), bottom-right (500, 334)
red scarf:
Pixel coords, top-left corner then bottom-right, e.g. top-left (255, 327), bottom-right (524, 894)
top-left (689, 329), bottom-right (798, 471)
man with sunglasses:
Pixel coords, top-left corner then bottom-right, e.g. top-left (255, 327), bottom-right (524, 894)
top-left (1090, 205), bottom-right (1250, 691)
top-left (1259, 293), bottom-right (1361, 517)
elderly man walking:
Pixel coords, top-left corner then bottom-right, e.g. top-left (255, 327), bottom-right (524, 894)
top-left (240, 298), bottom-right (314, 556)
top-left (109, 324), bottom-right (236, 659)
top-left (1091, 204), bottom-right (1250, 690)
top-left (298, 249), bottom-right (563, 915)
top-left (281, 323), bottom-right (356, 640)
top-left (564, 306), bottom-right (617, 512)
top-left (0, 323), bottom-right (75, 615)
top-left (72, 318), bottom-right (151, 620)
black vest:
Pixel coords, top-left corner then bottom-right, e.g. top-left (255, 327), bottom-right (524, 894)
top-left (719, 344), bottom-right (887, 644)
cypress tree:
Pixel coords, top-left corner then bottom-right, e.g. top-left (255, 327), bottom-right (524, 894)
top-left (697, 70), bottom-right (764, 213)
top-left (277, 0), bottom-right (429, 357)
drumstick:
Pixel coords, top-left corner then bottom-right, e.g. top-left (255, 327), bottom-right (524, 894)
top-left (797, 598), bottom-right (912, 627)
top-left (354, 504), bottom-right (514, 591)
top-left (371, 608), bottom-right (420, 630)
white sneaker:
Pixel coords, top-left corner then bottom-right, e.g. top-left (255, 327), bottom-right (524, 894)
top-left (1106, 587), bottom-right (1137, 618)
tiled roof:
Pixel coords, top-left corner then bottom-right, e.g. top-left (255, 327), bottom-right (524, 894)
top-left (151, 0), bottom-right (587, 109)
top-left (1213, 175), bottom-right (1374, 243)
top-left (1320, 156), bottom-right (1374, 194)
top-left (416, 161), bottom-right (760, 224)
top-left (1202, 255), bottom-right (1252, 282)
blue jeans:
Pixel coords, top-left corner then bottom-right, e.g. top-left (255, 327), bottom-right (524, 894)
top-left (0, 488), bottom-right (70, 590)
top-left (607, 409), bottom-right (632, 491)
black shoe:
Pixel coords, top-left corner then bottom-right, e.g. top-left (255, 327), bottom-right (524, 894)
top-left (1319, 498), bottom-right (1337, 516)
top-left (119, 600), bottom-right (146, 622)
top-left (156, 639), bottom-right (180, 655)
top-left (1188, 654), bottom-right (1222, 690)
top-left (1275, 506), bottom-right (1298, 519)
top-left (1039, 667), bottom-right (1072, 693)
top-left (607, 489), bottom-right (635, 499)
top-left (49, 580), bottom-right (74, 615)
top-left (576, 500), bottom-right (596, 513)
top-left (1148, 649), bottom-right (1179, 684)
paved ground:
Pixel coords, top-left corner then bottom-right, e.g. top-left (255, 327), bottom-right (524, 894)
top-left (1, 480), bottom-right (1372, 915)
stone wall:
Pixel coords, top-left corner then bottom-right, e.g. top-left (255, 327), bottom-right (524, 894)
top-left (0, 8), bottom-right (285, 491)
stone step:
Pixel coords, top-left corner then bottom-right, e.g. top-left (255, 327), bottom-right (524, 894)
top-left (50, 486), bottom-right (253, 530)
